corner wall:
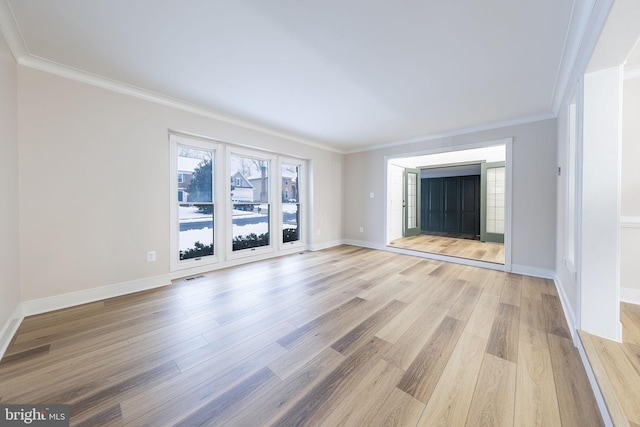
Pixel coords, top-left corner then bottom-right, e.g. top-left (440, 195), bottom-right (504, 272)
top-left (0, 31), bottom-right (21, 351)
top-left (17, 66), bottom-right (343, 304)
top-left (621, 76), bottom-right (640, 303)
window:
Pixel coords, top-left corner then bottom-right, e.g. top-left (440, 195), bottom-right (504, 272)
top-left (170, 132), bottom-right (307, 273)
top-left (282, 161), bottom-right (302, 245)
top-left (230, 153), bottom-right (271, 252)
top-left (170, 135), bottom-right (218, 271)
top-left (566, 99), bottom-right (577, 271)
top-left (486, 166), bottom-right (506, 234)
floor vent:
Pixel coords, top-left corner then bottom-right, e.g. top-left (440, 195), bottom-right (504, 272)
top-left (185, 275), bottom-right (205, 281)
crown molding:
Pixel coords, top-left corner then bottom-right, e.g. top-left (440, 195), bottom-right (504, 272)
top-left (552, 0), bottom-right (614, 114)
top-left (19, 55), bottom-right (344, 154)
top-left (0, 0), bottom-right (337, 156)
top-left (345, 112), bottom-right (555, 155)
top-left (625, 64), bottom-right (640, 80)
top-left (0, 0), bottom-right (27, 61)
top-left (550, 0), bottom-right (582, 117)
top-left (0, 0), bottom-right (343, 156)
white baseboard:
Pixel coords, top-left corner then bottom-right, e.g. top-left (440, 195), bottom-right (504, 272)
top-left (621, 287), bottom-right (640, 305)
top-left (511, 264), bottom-right (555, 280)
top-left (620, 216), bottom-right (640, 229)
top-left (0, 304), bottom-right (24, 361)
top-left (21, 274), bottom-right (172, 317)
top-left (576, 334), bottom-right (615, 427)
top-left (553, 274), bottom-right (578, 344)
top-left (308, 239), bottom-right (345, 251)
top-left (341, 239), bottom-right (386, 251)
top-left (387, 245), bottom-right (507, 271)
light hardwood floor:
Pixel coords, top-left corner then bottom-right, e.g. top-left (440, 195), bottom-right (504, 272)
top-left (389, 234), bottom-right (505, 264)
top-left (0, 246), bottom-right (601, 426)
top-left (579, 302), bottom-right (640, 427)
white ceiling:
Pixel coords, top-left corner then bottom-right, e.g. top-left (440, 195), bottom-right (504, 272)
top-left (3, 0), bottom-right (579, 152)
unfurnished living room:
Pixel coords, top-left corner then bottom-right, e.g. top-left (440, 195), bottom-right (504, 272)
top-left (1, 1), bottom-right (640, 426)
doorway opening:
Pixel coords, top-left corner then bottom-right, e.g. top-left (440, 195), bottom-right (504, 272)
top-left (386, 140), bottom-right (511, 269)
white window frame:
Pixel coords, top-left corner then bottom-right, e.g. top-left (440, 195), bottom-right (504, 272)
top-left (170, 133), bottom-right (220, 272)
top-left (279, 156), bottom-right (306, 251)
top-left (565, 99), bottom-right (578, 275)
top-left (170, 132), bottom-right (309, 275)
top-left (226, 147), bottom-right (276, 260)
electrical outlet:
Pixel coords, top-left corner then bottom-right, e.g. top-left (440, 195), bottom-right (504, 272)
top-left (147, 251), bottom-right (156, 262)
top-left (359, 227), bottom-right (364, 233)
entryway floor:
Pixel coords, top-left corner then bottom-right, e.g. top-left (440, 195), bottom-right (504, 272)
top-left (389, 234), bottom-right (504, 264)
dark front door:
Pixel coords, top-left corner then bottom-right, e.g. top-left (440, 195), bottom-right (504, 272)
top-left (421, 175), bottom-right (480, 236)
top-left (460, 176), bottom-right (480, 235)
top-left (424, 178), bottom-right (443, 232)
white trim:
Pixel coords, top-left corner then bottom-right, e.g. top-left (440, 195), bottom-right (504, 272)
top-left (0, 304), bottom-right (24, 361)
top-left (624, 64), bottom-right (640, 80)
top-left (383, 137), bottom-right (513, 273)
top-left (0, 0), bottom-right (28, 61)
top-left (170, 134), bottom-right (220, 273)
top-left (564, 101), bottom-right (578, 275)
top-left (554, 0), bottom-right (615, 113)
top-left (574, 74), bottom-right (584, 332)
top-left (386, 246), bottom-right (507, 272)
top-left (225, 147), bottom-right (276, 262)
top-left (170, 245), bottom-right (306, 281)
top-left (552, 0), bottom-right (612, 114)
top-left (552, 274), bottom-right (578, 344)
top-left (621, 287), bottom-right (640, 304)
top-left (21, 274), bottom-right (171, 317)
top-left (278, 156), bottom-right (307, 253)
top-left (621, 216), bottom-right (640, 228)
top-left (346, 114), bottom-right (554, 154)
top-left (504, 138), bottom-right (513, 272)
top-left (576, 334), bottom-right (615, 427)
top-left (342, 239), bottom-right (386, 251)
top-left (308, 239), bottom-right (343, 252)
top-left (511, 265), bottom-right (555, 280)
top-left (339, 239), bottom-right (508, 272)
top-left (549, 0), bottom-right (578, 115)
top-left (17, 55), bottom-right (341, 154)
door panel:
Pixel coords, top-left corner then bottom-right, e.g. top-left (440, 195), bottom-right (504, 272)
top-left (460, 176), bottom-right (480, 235)
top-left (443, 177), bottom-right (460, 232)
top-left (481, 162), bottom-right (506, 243)
top-left (426, 178), bottom-right (443, 232)
top-left (422, 175), bottom-right (480, 236)
top-left (388, 164), bottom-right (405, 240)
top-left (403, 168), bottom-right (421, 236)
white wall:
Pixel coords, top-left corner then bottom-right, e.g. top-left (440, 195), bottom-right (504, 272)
top-left (580, 66), bottom-right (623, 341)
top-left (621, 76), bottom-right (640, 301)
top-left (17, 66), bottom-right (343, 302)
top-left (344, 118), bottom-right (558, 274)
top-left (0, 32), bottom-right (21, 343)
top-left (386, 163), bottom-right (404, 241)
top-left (555, 93), bottom-right (579, 331)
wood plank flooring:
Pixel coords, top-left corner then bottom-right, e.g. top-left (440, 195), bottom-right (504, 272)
top-left (0, 245), bottom-right (602, 426)
top-left (389, 234), bottom-right (505, 264)
top-left (579, 302), bottom-right (640, 427)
